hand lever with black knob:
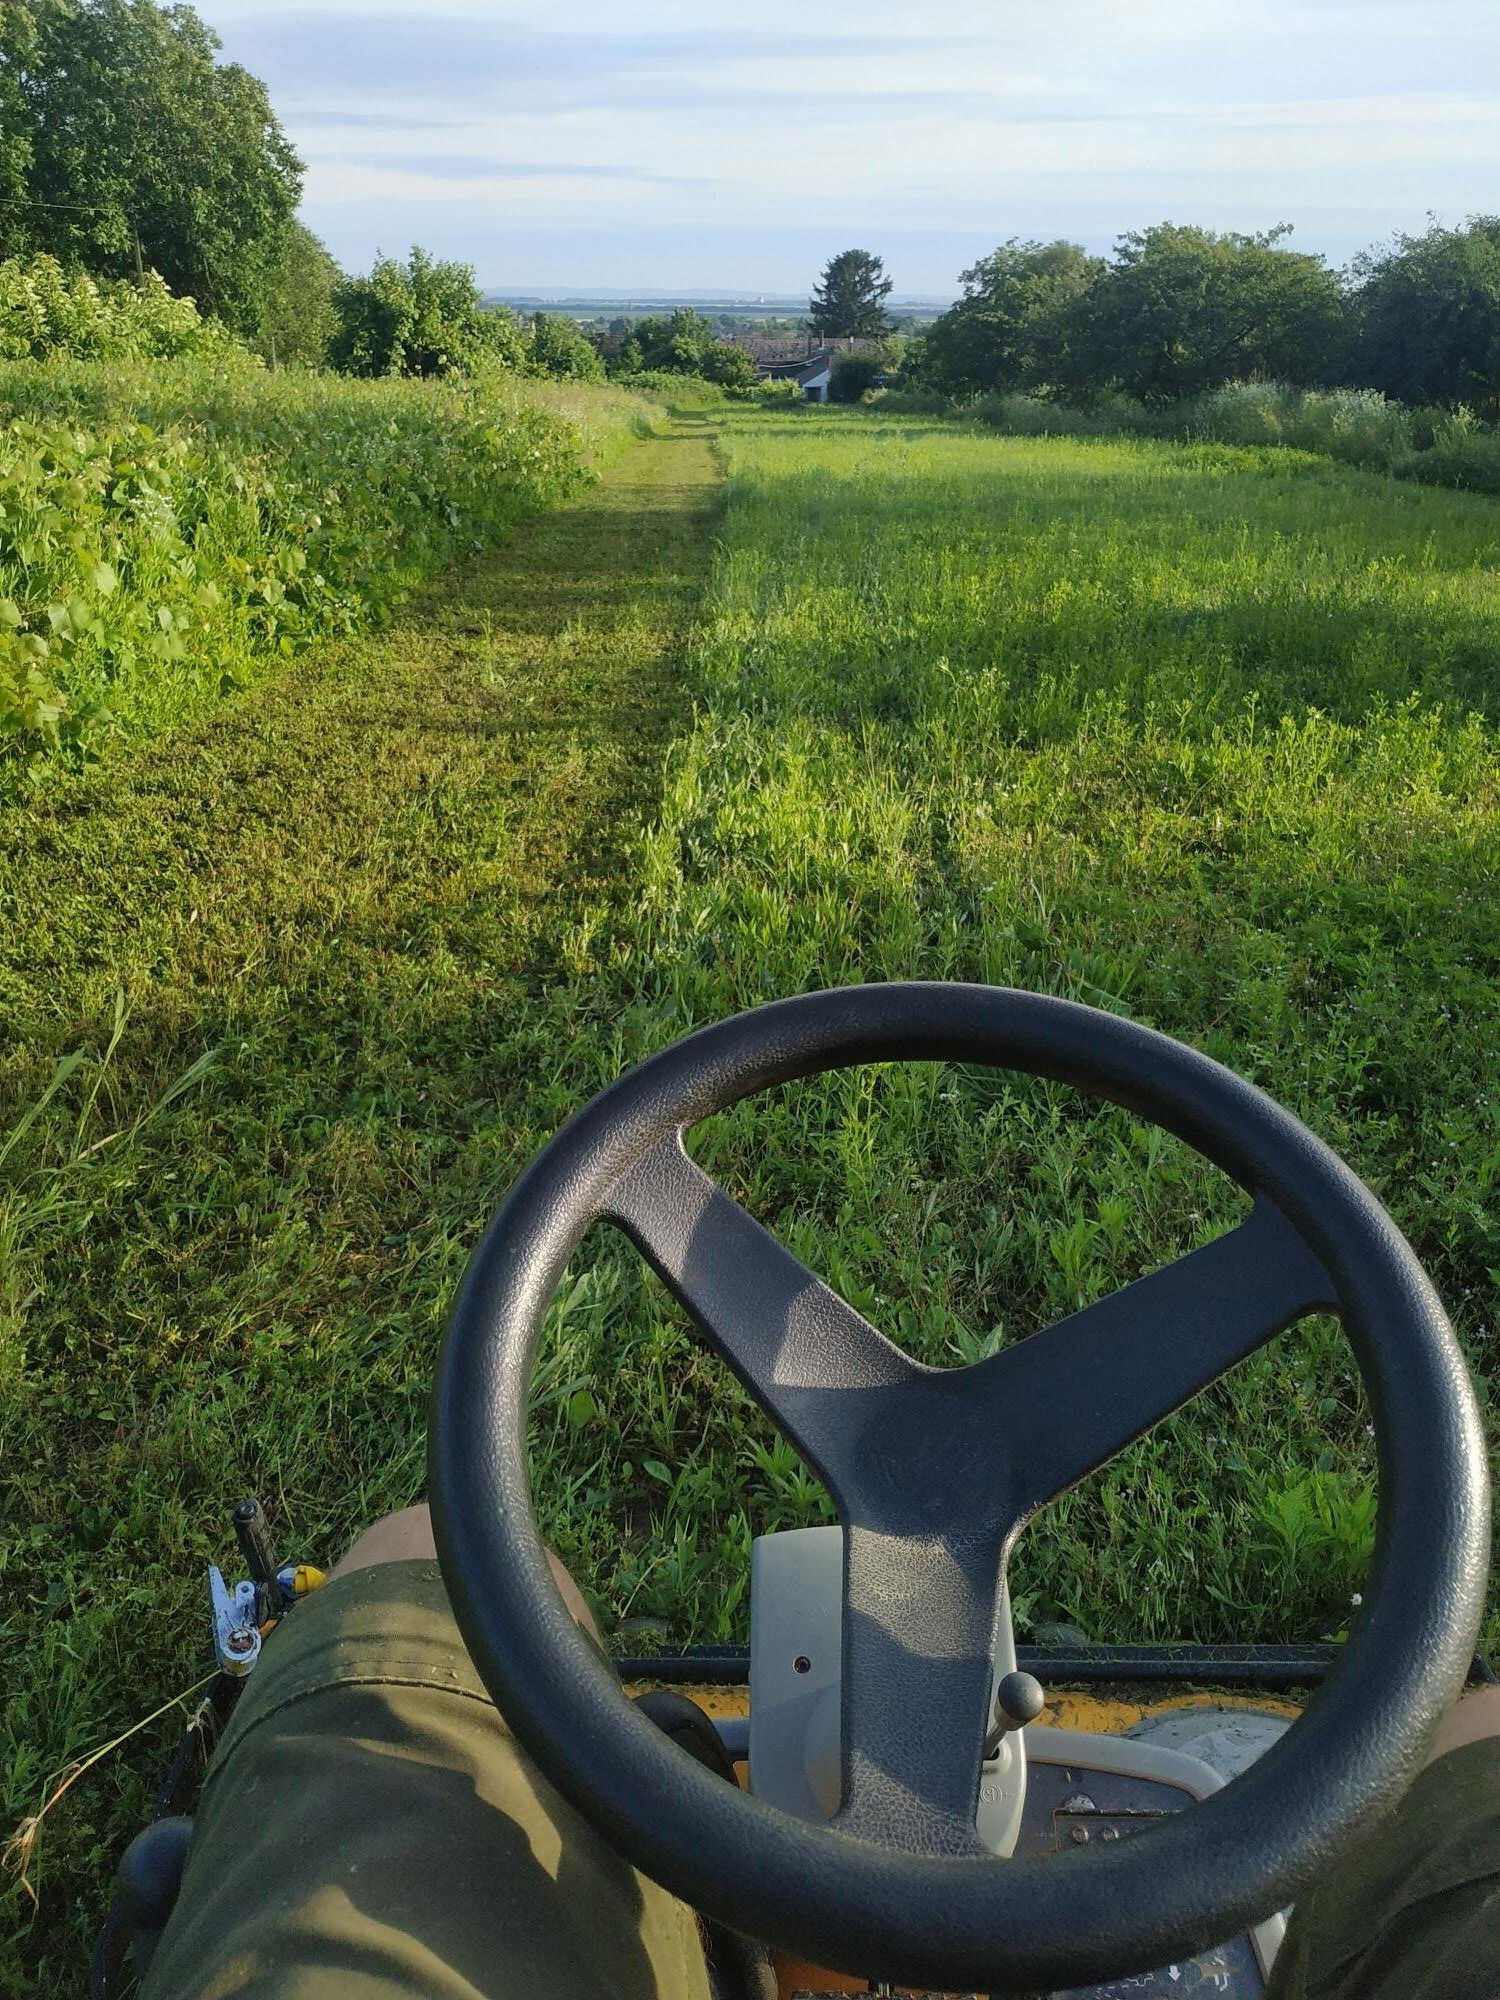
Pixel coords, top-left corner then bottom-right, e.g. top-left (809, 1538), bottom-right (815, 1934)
top-left (983, 1670), bottom-right (1046, 1760)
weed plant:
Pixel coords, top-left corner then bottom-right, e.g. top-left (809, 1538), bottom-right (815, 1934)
top-left (0, 255), bottom-right (232, 364)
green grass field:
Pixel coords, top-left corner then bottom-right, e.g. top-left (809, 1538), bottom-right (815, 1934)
top-left (4, 401), bottom-right (1498, 1983)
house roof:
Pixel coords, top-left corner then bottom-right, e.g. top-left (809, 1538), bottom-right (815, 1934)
top-left (759, 352), bottom-right (835, 384)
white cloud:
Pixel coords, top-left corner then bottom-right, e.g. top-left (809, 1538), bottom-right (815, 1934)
top-left (197, 2), bottom-right (1500, 289)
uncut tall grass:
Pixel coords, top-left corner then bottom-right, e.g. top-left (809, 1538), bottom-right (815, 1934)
top-left (533, 408), bottom-right (1500, 1651)
top-left (0, 357), bottom-right (657, 780)
top-left (883, 381), bottom-right (1500, 496)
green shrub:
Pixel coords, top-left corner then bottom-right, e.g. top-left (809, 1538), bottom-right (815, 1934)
top-left (253, 225), bottom-right (342, 369)
top-left (613, 308), bottom-right (752, 388)
top-left (616, 369), bottom-right (727, 409)
top-left (870, 386), bottom-right (957, 417)
top-left (526, 313), bottom-right (605, 382)
top-left (328, 248), bottom-right (527, 379)
top-left (741, 377), bottom-right (803, 403)
top-left (698, 342), bottom-right (758, 391)
top-left (0, 357), bottom-right (650, 781)
top-left (1394, 426), bottom-right (1500, 496)
top-left (0, 255), bottom-right (234, 362)
top-left (965, 390), bottom-right (1099, 435)
top-left (829, 353), bottom-right (886, 403)
top-left (882, 378), bottom-right (1500, 497)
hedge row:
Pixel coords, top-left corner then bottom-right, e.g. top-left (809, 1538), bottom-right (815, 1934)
top-left (0, 358), bottom-right (655, 782)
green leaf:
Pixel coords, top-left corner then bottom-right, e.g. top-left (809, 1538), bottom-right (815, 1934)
top-left (89, 562), bottom-right (118, 595)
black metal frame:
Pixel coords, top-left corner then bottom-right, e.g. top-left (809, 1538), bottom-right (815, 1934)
top-left (615, 1643), bottom-right (1498, 1690)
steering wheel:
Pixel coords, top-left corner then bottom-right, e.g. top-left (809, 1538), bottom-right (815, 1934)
top-left (430, 984), bottom-right (1488, 1994)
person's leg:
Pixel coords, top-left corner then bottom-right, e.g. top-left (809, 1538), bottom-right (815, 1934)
top-left (143, 1510), bottom-right (711, 2000)
top-left (1421, 1682), bottom-right (1500, 1764)
top-left (329, 1505), bottom-right (602, 1640)
top-left (1266, 1685), bottom-right (1500, 2000)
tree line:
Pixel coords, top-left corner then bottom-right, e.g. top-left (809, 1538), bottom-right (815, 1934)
top-left (813, 226), bottom-right (1500, 417)
top-left (0, 0), bottom-right (610, 382)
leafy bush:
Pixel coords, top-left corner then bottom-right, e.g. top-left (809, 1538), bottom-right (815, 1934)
top-left (698, 343), bottom-right (758, 391)
top-left (526, 313), bottom-right (605, 382)
top-left (742, 377), bottom-right (803, 403)
top-left (0, 357), bottom-right (651, 781)
top-left (0, 255), bottom-right (233, 362)
top-left (253, 224), bottom-right (342, 369)
top-left (1393, 425), bottom-right (1500, 497)
top-left (829, 353), bottom-right (886, 403)
top-left (870, 386), bottom-right (956, 417)
top-left (329, 248), bottom-right (527, 379)
top-left (614, 309), bottom-right (755, 390)
top-left (616, 369), bottom-right (727, 408)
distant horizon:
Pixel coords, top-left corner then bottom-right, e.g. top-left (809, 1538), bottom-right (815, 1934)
top-left (483, 288), bottom-right (952, 307)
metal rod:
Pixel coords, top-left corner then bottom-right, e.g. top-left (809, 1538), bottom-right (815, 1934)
top-left (614, 1643), bottom-right (1498, 1691)
top-left (232, 1497), bottom-right (277, 1588)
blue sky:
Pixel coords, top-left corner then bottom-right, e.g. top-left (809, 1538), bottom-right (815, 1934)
top-left (197, 1), bottom-right (1500, 297)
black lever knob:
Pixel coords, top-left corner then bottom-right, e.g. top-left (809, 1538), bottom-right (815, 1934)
top-left (984, 1670), bottom-right (1046, 1758)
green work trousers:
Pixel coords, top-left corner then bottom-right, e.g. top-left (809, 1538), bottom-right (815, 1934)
top-left (143, 1560), bottom-right (1500, 2000)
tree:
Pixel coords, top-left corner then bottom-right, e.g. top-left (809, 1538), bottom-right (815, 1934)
top-left (0, 0), bottom-right (302, 332)
top-left (614, 308), bottom-right (755, 386)
top-left (917, 240), bottom-right (1101, 396)
top-left (1350, 218), bottom-right (1500, 416)
top-left (528, 312), bottom-right (604, 381)
top-left (808, 249), bottom-right (893, 340)
top-left (329, 249), bottom-right (525, 378)
top-left (828, 351), bottom-right (889, 402)
top-left (1060, 224), bottom-right (1347, 402)
top-left (618, 307), bottom-right (717, 373)
top-left (0, 3), bottom-right (42, 226)
top-left (698, 340), bottom-right (757, 391)
top-left (255, 224), bottom-right (341, 367)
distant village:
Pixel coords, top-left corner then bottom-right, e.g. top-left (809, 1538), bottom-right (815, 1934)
top-left (486, 292), bottom-right (940, 400)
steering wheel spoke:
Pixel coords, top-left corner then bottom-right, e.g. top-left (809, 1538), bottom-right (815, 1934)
top-left (833, 1521), bottom-right (1004, 1856)
top-left (973, 1198), bottom-right (1337, 1521)
top-left (605, 1135), bottom-right (921, 1478)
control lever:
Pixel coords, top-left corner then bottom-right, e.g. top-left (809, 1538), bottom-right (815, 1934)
top-left (983, 1670), bottom-right (1046, 1760)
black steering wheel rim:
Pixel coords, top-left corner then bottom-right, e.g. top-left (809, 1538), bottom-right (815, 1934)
top-left (430, 983), bottom-right (1488, 1993)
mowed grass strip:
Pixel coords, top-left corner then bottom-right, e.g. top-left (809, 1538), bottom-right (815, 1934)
top-left (0, 423), bottom-right (721, 1981)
